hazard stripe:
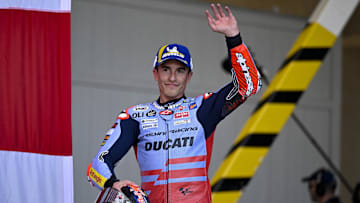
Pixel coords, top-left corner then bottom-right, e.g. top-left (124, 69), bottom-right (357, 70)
top-left (280, 48), bottom-right (329, 70)
top-left (211, 0), bottom-right (359, 202)
top-left (211, 178), bottom-right (250, 191)
top-left (254, 91), bottom-right (303, 112)
top-left (227, 133), bottom-right (277, 155)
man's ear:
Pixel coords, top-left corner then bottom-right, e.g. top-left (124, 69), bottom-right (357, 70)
top-left (187, 71), bottom-right (193, 83)
top-left (153, 68), bottom-right (158, 81)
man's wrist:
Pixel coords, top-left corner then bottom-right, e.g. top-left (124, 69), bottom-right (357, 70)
top-left (104, 176), bottom-right (119, 188)
top-left (226, 33), bottom-right (242, 49)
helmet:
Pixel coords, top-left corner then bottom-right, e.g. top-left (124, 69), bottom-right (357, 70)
top-left (95, 185), bottom-right (150, 203)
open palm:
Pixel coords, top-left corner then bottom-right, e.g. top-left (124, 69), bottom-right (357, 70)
top-left (205, 3), bottom-right (239, 37)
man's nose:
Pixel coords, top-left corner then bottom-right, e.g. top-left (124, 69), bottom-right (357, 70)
top-left (169, 71), bottom-right (176, 81)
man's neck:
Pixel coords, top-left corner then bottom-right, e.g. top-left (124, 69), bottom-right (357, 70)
top-left (157, 96), bottom-right (186, 106)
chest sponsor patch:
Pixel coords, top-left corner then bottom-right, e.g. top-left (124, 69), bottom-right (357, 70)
top-left (160, 109), bottom-right (173, 115)
top-left (174, 118), bottom-right (191, 126)
top-left (141, 118), bottom-right (158, 124)
top-left (189, 102), bottom-right (197, 110)
top-left (176, 105), bottom-right (187, 111)
top-left (146, 110), bottom-right (156, 117)
top-left (142, 123), bottom-right (158, 129)
top-left (174, 111), bottom-right (189, 119)
top-left (134, 106), bottom-right (149, 111)
top-left (132, 112), bottom-right (145, 118)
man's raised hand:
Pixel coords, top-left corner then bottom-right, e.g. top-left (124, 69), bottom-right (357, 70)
top-left (205, 3), bottom-right (239, 37)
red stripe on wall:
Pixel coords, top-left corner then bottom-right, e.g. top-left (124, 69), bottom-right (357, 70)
top-left (0, 9), bottom-right (72, 155)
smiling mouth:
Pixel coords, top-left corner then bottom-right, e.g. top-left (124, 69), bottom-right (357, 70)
top-left (165, 83), bottom-right (179, 87)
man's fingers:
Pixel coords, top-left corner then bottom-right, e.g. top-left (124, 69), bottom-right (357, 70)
top-left (217, 3), bottom-right (226, 17)
top-left (210, 3), bottom-right (221, 20)
top-left (225, 6), bottom-right (233, 17)
top-left (205, 10), bottom-right (216, 29)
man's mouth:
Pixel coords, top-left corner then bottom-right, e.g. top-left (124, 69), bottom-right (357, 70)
top-left (165, 83), bottom-right (178, 87)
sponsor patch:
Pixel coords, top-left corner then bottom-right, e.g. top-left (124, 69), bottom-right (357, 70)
top-left (88, 167), bottom-right (106, 187)
top-left (142, 123), bottom-right (158, 129)
top-left (174, 111), bottom-right (189, 119)
top-left (134, 105), bottom-right (149, 111)
top-left (105, 129), bottom-right (114, 135)
top-left (98, 151), bottom-right (109, 162)
top-left (111, 123), bottom-right (118, 128)
top-left (160, 109), bottom-right (173, 115)
top-left (145, 136), bottom-right (194, 151)
top-left (176, 105), bottom-right (187, 111)
top-left (141, 118), bottom-right (158, 124)
top-left (132, 112), bottom-right (145, 118)
top-left (189, 102), bottom-right (197, 110)
top-left (174, 119), bottom-right (191, 126)
top-left (146, 110), bottom-right (156, 117)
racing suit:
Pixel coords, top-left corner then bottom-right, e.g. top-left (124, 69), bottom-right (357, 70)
top-left (87, 34), bottom-right (262, 203)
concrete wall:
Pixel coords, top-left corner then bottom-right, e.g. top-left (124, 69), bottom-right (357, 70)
top-left (71, 0), bottom-right (342, 202)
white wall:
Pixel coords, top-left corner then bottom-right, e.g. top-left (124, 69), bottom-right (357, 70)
top-left (71, 0), bottom-right (342, 202)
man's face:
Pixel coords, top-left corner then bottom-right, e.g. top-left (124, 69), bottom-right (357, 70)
top-left (153, 60), bottom-right (193, 103)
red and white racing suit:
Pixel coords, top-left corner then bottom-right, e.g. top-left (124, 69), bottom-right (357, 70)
top-left (87, 34), bottom-right (262, 203)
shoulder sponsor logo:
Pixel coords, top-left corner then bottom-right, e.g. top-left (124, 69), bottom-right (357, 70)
top-left (98, 151), bottom-right (108, 162)
top-left (189, 102), bottom-right (197, 110)
top-left (174, 118), bottom-right (191, 126)
top-left (174, 111), bottom-right (189, 119)
top-left (101, 135), bottom-right (110, 146)
top-left (106, 129), bottom-right (114, 135)
top-left (142, 123), bottom-right (158, 129)
top-left (160, 109), bottom-right (173, 115)
top-left (146, 110), bottom-right (156, 117)
top-left (141, 118), bottom-right (158, 124)
top-left (111, 123), bottom-right (118, 128)
top-left (134, 106), bottom-right (149, 111)
top-left (118, 110), bottom-right (129, 120)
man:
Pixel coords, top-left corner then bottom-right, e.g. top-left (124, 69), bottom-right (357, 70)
top-left (87, 3), bottom-right (262, 202)
top-left (302, 168), bottom-right (341, 203)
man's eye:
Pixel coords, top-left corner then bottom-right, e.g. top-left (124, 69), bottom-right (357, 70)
top-left (177, 69), bottom-right (186, 73)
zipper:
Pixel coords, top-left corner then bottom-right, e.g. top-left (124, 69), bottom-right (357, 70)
top-left (165, 121), bottom-right (170, 203)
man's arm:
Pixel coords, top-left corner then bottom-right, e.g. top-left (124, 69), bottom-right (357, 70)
top-left (196, 4), bottom-right (262, 138)
top-left (205, 3), bottom-right (262, 99)
top-left (87, 110), bottom-right (140, 190)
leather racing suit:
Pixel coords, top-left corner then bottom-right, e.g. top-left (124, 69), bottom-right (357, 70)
top-left (87, 34), bottom-right (262, 203)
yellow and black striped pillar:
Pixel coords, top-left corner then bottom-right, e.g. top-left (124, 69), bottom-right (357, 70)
top-left (211, 0), bottom-right (359, 202)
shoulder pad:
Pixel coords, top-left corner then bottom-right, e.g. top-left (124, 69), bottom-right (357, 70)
top-left (117, 109), bottom-right (130, 120)
top-left (203, 92), bottom-right (213, 100)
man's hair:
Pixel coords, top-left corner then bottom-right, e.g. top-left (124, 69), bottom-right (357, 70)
top-left (154, 62), bottom-right (192, 74)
